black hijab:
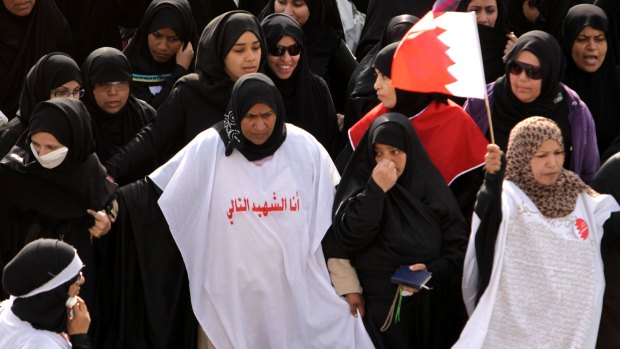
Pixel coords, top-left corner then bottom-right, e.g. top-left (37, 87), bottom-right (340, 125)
top-left (17, 52), bottom-right (82, 124)
top-left (217, 72), bottom-right (286, 161)
top-left (373, 43), bottom-right (446, 117)
top-left (261, 13), bottom-right (338, 155)
top-left (0, 0), bottom-right (75, 118)
top-left (344, 14), bottom-right (418, 130)
top-left (506, 0), bottom-right (573, 38)
top-left (81, 47), bottom-right (155, 162)
top-left (177, 10), bottom-right (267, 112)
top-left (492, 30), bottom-right (570, 152)
top-left (1, 98), bottom-right (117, 214)
top-left (560, 4), bottom-right (620, 158)
top-left (457, 0), bottom-right (510, 83)
top-left (259, 0), bottom-right (344, 76)
top-left (354, 0), bottom-right (434, 60)
top-left (123, 0), bottom-right (197, 81)
top-left (3, 239), bottom-right (81, 333)
top-left (333, 113), bottom-right (463, 272)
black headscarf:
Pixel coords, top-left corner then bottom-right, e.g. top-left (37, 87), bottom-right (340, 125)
top-left (373, 43), bottom-right (446, 117)
top-left (261, 13), bottom-right (339, 155)
top-left (492, 30), bottom-right (570, 152)
top-left (3, 239), bottom-right (81, 333)
top-left (560, 4), bottom-right (620, 158)
top-left (17, 52), bottom-right (82, 124)
top-left (177, 10), bottom-right (267, 112)
top-left (216, 72), bottom-right (286, 161)
top-left (123, 0), bottom-right (197, 80)
top-left (81, 47), bottom-right (156, 162)
top-left (333, 113), bottom-right (464, 273)
top-left (0, 0), bottom-right (75, 118)
top-left (506, 0), bottom-right (573, 38)
top-left (259, 0), bottom-right (344, 76)
top-left (354, 0), bottom-right (434, 60)
top-left (1, 98), bottom-right (117, 214)
top-left (457, 0), bottom-right (510, 83)
top-left (344, 14), bottom-right (418, 130)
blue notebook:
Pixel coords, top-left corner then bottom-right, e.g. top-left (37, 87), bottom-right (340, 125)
top-left (390, 265), bottom-right (432, 290)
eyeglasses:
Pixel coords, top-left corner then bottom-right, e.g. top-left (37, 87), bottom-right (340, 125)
top-left (51, 87), bottom-right (85, 98)
top-left (94, 81), bottom-right (130, 92)
top-left (508, 61), bottom-right (543, 80)
top-left (268, 43), bottom-right (302, 57)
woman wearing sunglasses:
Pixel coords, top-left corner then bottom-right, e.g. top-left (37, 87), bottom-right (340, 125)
top-left (464, 30), bottom-right (599, 182)
top-left (259, 0), bottom-right (358, 114)
top-left (261, 13), bottom-right (341, 158)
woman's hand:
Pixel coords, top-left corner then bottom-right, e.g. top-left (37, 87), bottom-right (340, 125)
top-left (504, 32), bottom-right (518, 55)
top-left (66, 297), bottom-right (90, 335)
top-left (372, 159), bottom-right (398, 192)
top-left (344, 292), bottom-right (365, 318)
top-left (485, 144), bottom-right (502, 174)
top-left (176, 42), bottom-right (194, 70)
top-left (400, 263), bottom-right (427, 295)
top-left (87, 209), bottom-right (112, 238)
top-left (522, 0), bottom-right (540, 24)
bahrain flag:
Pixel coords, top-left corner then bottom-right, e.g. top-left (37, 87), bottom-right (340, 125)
top-left (392, 11), bottom-right (486, 99)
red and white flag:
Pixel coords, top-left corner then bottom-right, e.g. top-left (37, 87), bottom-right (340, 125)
top-left (392, 11), bottom-right (486, 99)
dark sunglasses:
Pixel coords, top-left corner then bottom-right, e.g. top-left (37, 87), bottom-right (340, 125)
top-left (508, 61), bottom-right (542, 80)
top-left (268, 43), bottom-right (302, 57)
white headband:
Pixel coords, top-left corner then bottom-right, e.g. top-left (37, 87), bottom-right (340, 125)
top-left (17, 252), bottom-right (83, 299)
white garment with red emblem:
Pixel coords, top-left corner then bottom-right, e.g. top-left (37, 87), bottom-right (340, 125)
top-left (455, 180), bottom-right (619, 349)
top-left (151, 124), bottom-right (373, 349)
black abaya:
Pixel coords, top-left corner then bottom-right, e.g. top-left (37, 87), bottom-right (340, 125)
top-left (0, 0), bottom-right (75, 118)
top-left (331, 113), bottom-right (467, 349)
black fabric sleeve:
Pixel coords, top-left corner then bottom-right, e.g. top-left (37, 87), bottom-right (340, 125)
top-left (473, 158), bottom-right (505, 303)
top-left (333, 177), bottom-right (386, 252)
top-left (0, 117), bottom-right (26, 159)
top-left (590, 153), bottom-right (620, 248)
top-left (69, 334), bottom-right (91, 349)
top-left (104, 86), bottom-right (187, 182)
top-left (425, 203), bottom-right (469, 287)
top-left (329, 40), bottom-right (359, 113)
top-left (448, 167), bottom-right (485, 231)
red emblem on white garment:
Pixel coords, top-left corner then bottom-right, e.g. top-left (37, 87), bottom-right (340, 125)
top-left (574, 218), bottom-right (589, 240)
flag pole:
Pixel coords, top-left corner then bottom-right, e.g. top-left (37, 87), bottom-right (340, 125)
top-left (483, 91), bottom-right (495, 144)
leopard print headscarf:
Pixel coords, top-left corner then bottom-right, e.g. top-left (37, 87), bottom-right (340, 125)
top-left (505, 116), bottom-right (588, 218)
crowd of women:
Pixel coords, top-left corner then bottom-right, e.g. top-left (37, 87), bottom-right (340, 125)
top-left (1, 0), bottom-right (620, 348)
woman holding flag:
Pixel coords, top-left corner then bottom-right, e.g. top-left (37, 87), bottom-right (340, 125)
top-left (464, 30), bottom-right (600, 182)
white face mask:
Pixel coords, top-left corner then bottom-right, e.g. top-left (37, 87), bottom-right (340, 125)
top-left (30, 143), bottom-right (69, 169)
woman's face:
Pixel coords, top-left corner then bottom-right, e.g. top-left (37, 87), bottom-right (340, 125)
top-left (374, 69), bottom-right (397, 108)
top-left (93, 81), bottom-right (130, 115)
top-left (530, 139), bottom-right (564, 186)
top-left (274, 0), bottom-right (310, 27)
top-left (241, 103), bottom-right (277, 145)
top-left (3, 0), bottom-right (35, 16)
top-left (467, 0), bottom-right (498, 27)
top-left (267, 35), bottom-right (301, 80)
top-left (571, 25), bottom-right (607, 73)
top-left (50, 80), bottom-right (83, 100)
top-left (374, 143), bottom-right (407, 178)
top-left (68, 272), bottom-right (85, 297)
top-left (148, 27), bottom-right (183, 63)
top-left (31, 132), bottom-right (64, 157)
top-left (224, 31), bottom-right (261, 82)
top-left (509, 50), bottom-right (542, 103)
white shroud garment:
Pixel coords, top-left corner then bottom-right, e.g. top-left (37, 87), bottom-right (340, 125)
top-left (454, 180), bottom-right (619, 349)
top-left (151, 124), bottom-right (373, 349)
top-left (0, 298), bottom-right (70, 349)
